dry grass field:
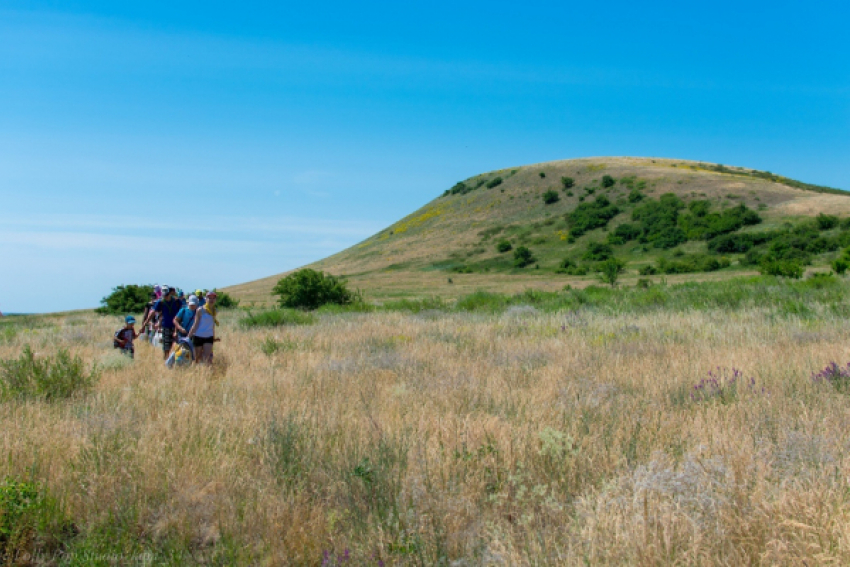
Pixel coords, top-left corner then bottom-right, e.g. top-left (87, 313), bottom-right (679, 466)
top-left (4, 282), bottom-right (850, 564)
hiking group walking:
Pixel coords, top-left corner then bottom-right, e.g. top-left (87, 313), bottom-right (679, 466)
top-left (114, 284), bottom-right (219, 366)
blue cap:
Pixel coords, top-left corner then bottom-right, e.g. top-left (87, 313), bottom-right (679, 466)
top-left (125, 316), bottom-right (136, 324)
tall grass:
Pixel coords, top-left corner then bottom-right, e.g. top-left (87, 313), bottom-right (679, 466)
top-left (2, 280), bottom-right (850, 563)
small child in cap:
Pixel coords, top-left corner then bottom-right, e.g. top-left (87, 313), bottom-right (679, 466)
top-left (115, 315), bottom-right (141, 358)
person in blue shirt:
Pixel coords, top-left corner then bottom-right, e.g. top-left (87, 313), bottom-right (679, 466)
top-left (141, 285), bottom-right (182, 360)
top-left (174, 295), bottom-right (198, 339)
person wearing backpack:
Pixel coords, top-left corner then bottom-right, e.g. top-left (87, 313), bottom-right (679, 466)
top-left (141, 292), bottom-right (157, 342)
top-left (114, 316), bottom-right (141, 358)
top-left (142, 285), bottom-right (182, 360)
top-left (187, 290), bottom-right (218, 363)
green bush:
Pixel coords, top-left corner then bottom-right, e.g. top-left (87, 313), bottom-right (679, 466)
top-left (759, 259), bottom-right (804, 279)
top-left (561, 177), bottom-right (574, 189)
top-left (567, 195), bottom-right (620, 237)
top-left (496, 240), bottom-right (512, 253)
top-left (628, 189), bottom-right (644, 203)
top-left (583, 242), bottom-right (614, 262)
top-left (817, 213), bottom-right (839, 230)
top-left (542, 190), bottom-right (560, 204)
top-left (539, 172), bottom-right (546, 178)
top-left (631, 193), bottom-right (685, 249)
top-left (0, 477), bottom-right (39, 559)
top-left (272, 269), bottom-right (359, 310)
top-left (657, 254), bottom-right (730, 274)
top-left (486, 177), bottom-right (503, 189)
top-left (95, 284), bottom-right (153, 315)
top-left (601, 175), bottom-right (616, 188)
top-left (0, 345), bottom-right (98, 401)
top-left (833, 258), bottom-right (849, 275)
top-left (514, 246), bottom-right (535, 268)
top-left (211, 289), bottom-right (240, 309)
top-left (639, 265), bottom-right (658, 276)
top-left (600, 258), bottom-right (625, 287)
top-left (240, 309), bottom-right (316, 328)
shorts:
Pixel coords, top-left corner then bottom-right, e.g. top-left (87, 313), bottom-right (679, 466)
top-left (162, 327), bottom-right (175, 352)
top-left (192, 335), bottom-right (215, 347)
top-left (121, 347), bottom-right (135, 359)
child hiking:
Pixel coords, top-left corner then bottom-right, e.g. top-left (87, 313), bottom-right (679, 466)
top-left (114, 316), bottom-right (141, 358)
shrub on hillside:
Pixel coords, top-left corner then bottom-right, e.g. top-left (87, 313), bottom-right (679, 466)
top-left (539, 172), bottom-right (546, 178)
top-left (95, 284), bottom-right (154, 315)
top-left (567, 195), bottom-right (620, 237)
top-left (561, 176), bottom-right (574, 189)
top-left (211, 290), bottom-right (240, 309)
top-left (657, 254), bottom-right (730, 274)
top-left (832, 258), bottom-right (849, 275)
top-left (601, 175), bottom-right (616, 188)
top-left (678, 202), bottom-right (762, 240)
top-left (486, 177), bottom-right (503, 189)
top-left (496, 240), bottom-right (512, 253)
top-left (631, 193), bottom-right (686, 249)
top-left (816, 213), bottom-right (839, 230)
top-left (0, 345), bottom-right (97, 401)
top-left (628, 189), bottom-right (644, 203)
top-left (583, 242), bottom-right (614, 262)
top-left (513, 246), bottom-right (535, 268)
top-left (542, 190), bottom-right (560, 204)
top-left (272, 269), bottom-right (359, 310)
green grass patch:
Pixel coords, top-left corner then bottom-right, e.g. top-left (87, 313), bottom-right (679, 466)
top-left (240, 309), bottom-right (316, 328)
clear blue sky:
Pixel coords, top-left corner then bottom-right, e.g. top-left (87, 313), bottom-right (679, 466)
top-left (1, 1), bottom-right (848, 313)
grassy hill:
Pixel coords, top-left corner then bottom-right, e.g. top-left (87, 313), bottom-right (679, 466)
top-left (228, 157), bottom-right (849, 305)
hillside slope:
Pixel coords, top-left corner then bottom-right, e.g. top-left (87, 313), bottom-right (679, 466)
top-left (228, 157), bottom-right (849, 305)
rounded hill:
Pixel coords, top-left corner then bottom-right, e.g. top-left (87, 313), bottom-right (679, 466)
top-left (228, 157), bottom-right (849, 304)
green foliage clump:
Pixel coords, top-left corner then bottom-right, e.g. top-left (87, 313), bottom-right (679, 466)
top-left (628, 189), bottom-right (644, 203)
top-left (0, 345), bottom-right (97, 401)
top-left (95, 284), bottom-right (154, 315)
top-left (0, 477), bottom-right (47, 561)
top-left (583, 242), bottom-right (614, 262)
top-left (639, 265), bottom-right (658, 276)
top-left (272, 269), bottom-right (359, 310)
top-left (539, 172), bottom-right (546, 178)
top-left (496, 240), bottom-right (512, 253)
top-left (556, 259), bottom-right (589, 276)
top-left (486, 177), bottom-right (503, 189)
top-left (607, 223), bottom-right (641, 245)
top-left (211, 290), bottom-right (240, 309)
top-left (542, 190), bottom-right (560, 204)
top-left (657, 254), bottom-right (731, 274)
top-left (759, 259), bottom-right (804, 278)
top-left (561, 177), bottom-right (574, 189)
top-left (600, 258), bottom-right (625, 287)
top-left (601, 175), bottom-right (616, 188)
top-left (513, 246), bottom-right (535, 268)
top-left (816, 213), bottom-right (839, 230)
top-left (566, 195), bottom-right (620, 237)
top-left (678, 202), bottom-right (762, 240)
top-left (832, 258), bottom-right (849, 275)
top-left (631, 193), bottom-right (686, 249)
top-left (241, 309), bottom-right (316, 328)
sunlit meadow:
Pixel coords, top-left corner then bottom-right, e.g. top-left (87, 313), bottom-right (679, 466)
top-left (3, 283), bottom-right (850, 564)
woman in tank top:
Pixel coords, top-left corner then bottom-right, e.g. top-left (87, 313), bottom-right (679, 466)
top-left (187, 291), bottom-right (218, 363)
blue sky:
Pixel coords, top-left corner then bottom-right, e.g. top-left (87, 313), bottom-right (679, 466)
top-left (1, 1), bottom-right (848, 313)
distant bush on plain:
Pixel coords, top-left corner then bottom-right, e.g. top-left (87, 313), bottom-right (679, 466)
top-left (96, 284), bottom-right (153, 315)
top-left (272, 269), bottom-right (359, 310)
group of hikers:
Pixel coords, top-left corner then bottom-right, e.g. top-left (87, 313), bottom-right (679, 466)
top-left (113, 284), bottom-right (219, 366)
